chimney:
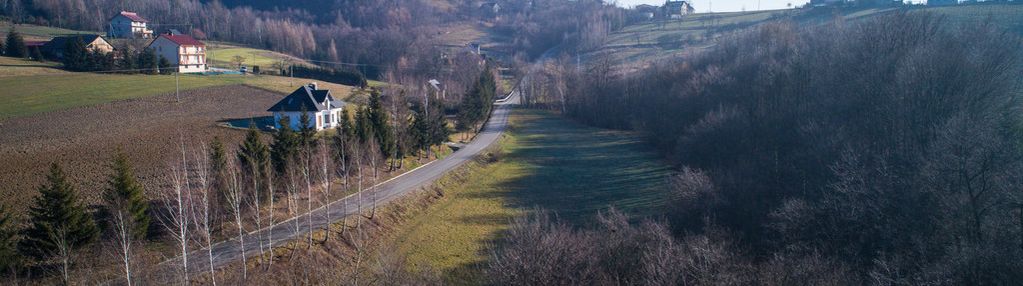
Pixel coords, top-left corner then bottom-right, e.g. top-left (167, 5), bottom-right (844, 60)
top-left (308, 82), bottom-right (318, 90)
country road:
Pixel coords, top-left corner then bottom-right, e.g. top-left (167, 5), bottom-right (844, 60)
top-left (158, 84), bottom-right (522, 280)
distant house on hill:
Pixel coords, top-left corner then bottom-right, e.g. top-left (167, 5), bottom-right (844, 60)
top-left (41, 35), bottom-right (114, 60)
top-left (108, 11), bottom-right (153, 39)
top-left (267, 83), bottom-right (346, 131)
top-left (635, 4), bottom-right (658, 19)
top-left (147, 33), bottom-right (207, 73)
top-left (662, 1), bottom-right (695, 19)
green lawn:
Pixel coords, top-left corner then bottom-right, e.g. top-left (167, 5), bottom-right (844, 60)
top-left (0, 56), bottom-right (359, 120)
top-left (0, 22), bottom-right (102, 41)
top-left (388, 109), bottom-right (673, 285)
top-left (207, 43), bottom-right (309, 69)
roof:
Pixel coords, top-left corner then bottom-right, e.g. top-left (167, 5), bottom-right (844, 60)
top-left (154, 34), bottom-right (205, 47)
top-left (113, 11), bottom-right (148, 22)
top-left (43, 35), bottom-right (108, 51)
top-left (267, 85), bottom-right (344, 112)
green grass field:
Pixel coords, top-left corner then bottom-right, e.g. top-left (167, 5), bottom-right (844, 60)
top-left (387, 109), bottom-right (673, 284)
top-left (0, 57), bottom-right (358, 120)
top-left (0, 22), bottom-right (102, 41)
top-left (207, 42), bottom-right (313, 69)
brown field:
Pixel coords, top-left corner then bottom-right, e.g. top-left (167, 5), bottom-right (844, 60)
top-left (0, 85), bottom-right (281, 213)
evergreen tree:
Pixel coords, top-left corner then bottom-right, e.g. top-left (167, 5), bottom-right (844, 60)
top-left (137, 48), bottom-right (158, 74)
top-left (4, 28), bottom-right (27, 58)
top-left (30, 46), bottom-right (43, 62)
top-left (158, 56), bottom-right (172, 75)
top-left (298, 110), bottom-right (317, 149)
top-left (209, 138), bottom-right (229, 211)
top-left (0, 204), bottom-right (18, 271)
top-left (339, 107), bottom-right (355, 139)
top-left (237, 125), bottom-right (270, 203)
top-left (355, 107), bottom-right (371, 143)
top-left (118, 45), bottom-right (137, 73)
top-left (103, 151), bottom-right (150, 239)
top-left (457, 67), bottom-right (498, 132)
top-left (61, 37), bottom-right (88, 71)
top-left (0, 35), bottom-right (5, 56)
top-left (18, 164), bottom-right (98, 261)
top-left (367, 90), bottom-right (394, 159)
top-left (271, 116), bottom-right (299, 175)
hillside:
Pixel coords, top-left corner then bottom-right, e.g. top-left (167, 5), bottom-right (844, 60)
top-left (594, 4), bottom-right (1023, 70)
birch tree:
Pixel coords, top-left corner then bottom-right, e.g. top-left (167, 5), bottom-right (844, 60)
top-left (157, 145), bottom-right (191, 284)
top-left (224, 162), bottom-right (247, 280)
top-left (188, 145), bottom-right (217, 286)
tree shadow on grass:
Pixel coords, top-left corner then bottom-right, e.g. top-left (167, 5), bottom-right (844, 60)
top-left (494, 110), bottom-right (673, 224)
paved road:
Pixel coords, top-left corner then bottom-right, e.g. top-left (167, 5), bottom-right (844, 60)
top-left (161, 87), bottom-right (522, 278)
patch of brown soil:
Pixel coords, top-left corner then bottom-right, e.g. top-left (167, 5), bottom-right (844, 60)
top-left (0, 85), bottom-right (282, 213)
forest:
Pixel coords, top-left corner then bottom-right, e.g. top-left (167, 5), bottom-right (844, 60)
top-left (0, 0), bottom-right (632, 78)
top-left (516, 12), bottom-right (1023, 284)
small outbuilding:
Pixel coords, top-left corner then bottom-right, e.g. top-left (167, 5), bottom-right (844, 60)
top-left (267, 83), bottom-right (346, 131)
top-left (41, 35), bottom-right (114, 59)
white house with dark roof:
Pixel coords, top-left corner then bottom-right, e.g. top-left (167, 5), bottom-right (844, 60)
top-left (148, 34), bottom-right (207, 73)
top-left (267, 83), bottom-right (346, 131)
top-left (108, 11), bottom-right (153, 39)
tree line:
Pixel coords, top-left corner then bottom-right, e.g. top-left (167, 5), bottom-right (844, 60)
top-left (511, 12), bottom-right (1023, 284)
top-left (0, 79), bottom-right (462, 283)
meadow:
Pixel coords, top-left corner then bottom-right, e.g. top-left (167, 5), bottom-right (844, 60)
top-left (385, 109), bottom-right (673, 284)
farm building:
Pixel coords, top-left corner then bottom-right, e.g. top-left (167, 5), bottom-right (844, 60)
top-left (108, 11), bottom-right (153, 39)
top-left (267, 83), bottom-right (346, 131)
top-left (148, 34), bottom-right (207, 73)
top-left (41, 35), bottom-right (114, 60)
top-left (663, 0), bottom-right (695, 19)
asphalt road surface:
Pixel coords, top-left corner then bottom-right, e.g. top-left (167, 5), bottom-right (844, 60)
top-left (159, 88), bottom-right (522, 279)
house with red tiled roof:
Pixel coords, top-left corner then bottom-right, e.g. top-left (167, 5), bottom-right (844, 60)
top-left (148, 33), bottom-right (207, 73)
top-left (108, 11), bottom-right (153, 38)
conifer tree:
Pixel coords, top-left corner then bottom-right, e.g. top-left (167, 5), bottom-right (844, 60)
top-left (238, 125), bottom-right (270, 203)
top-left (158, 56), bottom-right (172, 75)
top-left (5, 28), bottom-right (27, 58)
top-left (367, 90), bottom-right (394, 158)
top-left (271, 116), bottom-right (299, 175)
top-left (137, 48), bottom-right (158, 74)
top-left (355, 107), bottom-right (371, 143)
top-left (0, 35), bottom-right (5, 56)
top-left (118, 45), bottom-right (137, 73)
top-left (19, 164), bottom-right (98, 261)
top-left (209, 138), bottom-right (229, 211)
top-left (103, 151), bottom-right (150, 239)
top-left (62, 37), bottom-right (88, 71)
top-left (0, 204), bottom-right (18, 271)
top-left (30, 47), bottom-right (43, 62)
top-left (298, 110), bottom-right (317, 149)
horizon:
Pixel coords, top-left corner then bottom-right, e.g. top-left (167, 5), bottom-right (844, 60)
top-left (614, 0), bottom-right (928, 12)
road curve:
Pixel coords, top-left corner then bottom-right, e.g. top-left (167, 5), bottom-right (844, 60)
top-left (163, 88), bottom-right (521, 278)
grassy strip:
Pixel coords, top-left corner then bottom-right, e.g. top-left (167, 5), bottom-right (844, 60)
top-left (386, 109), bottom-right (673, 284)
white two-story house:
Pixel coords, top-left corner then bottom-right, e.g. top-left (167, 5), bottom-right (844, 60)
top-left (108, 11), bottom-right (153, 39)
top-left (267, 83), bottom-right (346, 131)
top-left (148, 34), bottom-right (207, 73)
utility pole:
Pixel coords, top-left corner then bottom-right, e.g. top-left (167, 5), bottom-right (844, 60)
top-left (175, 71), bottom-right (180, 103)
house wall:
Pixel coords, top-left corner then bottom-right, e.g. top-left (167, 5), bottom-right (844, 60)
top-left (150, 37), bottom-right (207, 73)
top-left (273, 109), bottom-right (343, 131)
top-left (87, 38), bottom-right (114, 54)
top-left (108, 16), bottom-right (151, 38)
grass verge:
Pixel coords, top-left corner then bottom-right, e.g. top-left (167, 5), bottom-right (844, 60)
top-left (386, 109), bottom-right (673, 284)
